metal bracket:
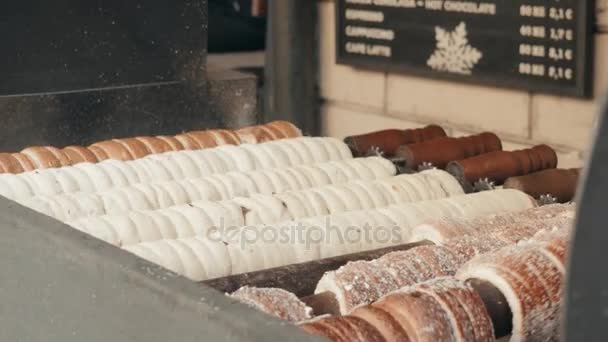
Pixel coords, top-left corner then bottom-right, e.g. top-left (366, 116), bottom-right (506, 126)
top-left (473, 178), bottom-right (496, 192)
top-left (417, 161), bottom-right (436, 172)
top-left (537, 194), bottom-right (558, 206)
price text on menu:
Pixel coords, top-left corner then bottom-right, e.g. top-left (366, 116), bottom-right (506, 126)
top-left (336, 0), bottom-right (594, 97)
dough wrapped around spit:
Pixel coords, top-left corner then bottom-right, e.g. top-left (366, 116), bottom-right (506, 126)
top-left (314, 212), bottom-right (571, 314)
top-left (315, 245), bottom-right (464, 315)
top-left (0, 121), bottom-right (302, 174)
top-left (25, 157), bottom-right (395, 221)
top-left (235, 120), bottom-right (302, 144)
top-left (123, 189), bottom-right (535, 281)
top-left (299, 315), bottom-right (385, 342)
top-left (411, 203), bottom-right (574, 244)
top-left (302, 277), bottom-right (494, 342)
top-left (229, 286), bottom-right (313, 323)
top-left (0, 137), bottom-right (353, 201)
top-left (21, 146), bottom-right (71, 169)
top-left (456, 234), bottom-right (568, 342)
top-left (66, 169), bottom-right (460, 245)
top-left (0, 153), bottom-right (31, 173)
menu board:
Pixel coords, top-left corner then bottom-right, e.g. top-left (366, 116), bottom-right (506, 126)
top-left (336, 0), bottom-right (594, 97)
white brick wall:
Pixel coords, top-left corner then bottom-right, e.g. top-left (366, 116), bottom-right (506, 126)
top-left (318, 1), bottom-right (386, 109)
top-left (599, 0), bottom-right (608, 29)
top-left (531, 35), bottom-right (608, 150)
top-left (321, 102), bottom-right (425, 139)
top-left (318, 0), bottom-right (607, 168)
top-left (386, 76), bottom-right (530, 137)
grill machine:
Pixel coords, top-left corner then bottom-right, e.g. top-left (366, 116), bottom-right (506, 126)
top-left (0, 1), bottom-right (605, 341)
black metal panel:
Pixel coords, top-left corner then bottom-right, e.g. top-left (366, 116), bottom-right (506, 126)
top-left (563, 89), bottom-right (608, 340)
top-left (0, 0), bottom-right (208, 95)
top-left (264, 0), bottom-right (319, 136)
top-left (0, 68), bottom-right (259, 151)
top-left (0, 198), bottom-right (318, 341)
top-left (336, 0), bottom-right (595, 98)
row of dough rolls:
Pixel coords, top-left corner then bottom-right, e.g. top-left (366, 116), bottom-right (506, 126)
top-left (298, 214), bottom-right (570, 342)
top-left (123, 189), bottom-right (535, 281)
top-left (222, 204), bottom-right (571, 328)
top-left (315, 204), bottom-right (573, 314)
top-left (0, 120), bottom-right (301, 174)
top-left (302, 277), bottom-right (495, 342)
top-left (0, 137), bottom-right (352, 201)
top-left (24, 157), bottom-right (396, 221)
top-left (65, 169), bottom-right (463, 246)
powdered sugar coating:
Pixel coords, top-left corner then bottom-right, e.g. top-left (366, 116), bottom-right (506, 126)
top-left (412, 203), bottom-right (574, 243)
top-left (457, 244), bottom-right (564, 342)
top-left (315, 245), bottom-right (463, 314)
top-left (230, 286), bottom-right (313, 323)
top-left (299, 315), bottom-right (385, 342)
top-left (415, 277), bottom-right (494, 342)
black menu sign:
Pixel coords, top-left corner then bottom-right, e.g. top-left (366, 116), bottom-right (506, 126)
top-left (336, 0), bottom-right (594, 97)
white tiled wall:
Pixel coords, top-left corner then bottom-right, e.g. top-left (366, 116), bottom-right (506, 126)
top-left (318, 0), bottom-right (608, 168)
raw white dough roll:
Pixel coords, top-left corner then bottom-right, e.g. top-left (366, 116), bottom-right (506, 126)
top-left (22, 157), bottom-right (395, 221)
top-left (0, 137), bottom-right (353, 200)
top-left (68, 169), bottom-right (461, 245)
top-left (124, 189), bottom-right (535, 281)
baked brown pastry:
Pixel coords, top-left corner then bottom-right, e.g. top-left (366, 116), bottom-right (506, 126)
top-left (156, 136), bottom-right (184, 151)
top-left (89, 140), bottom-right (133, 161)
top-left (133, 137), bottom-right (174, 154)
top-left (395, 132), bottom-right (502, 169)
top-left (115, 138), bottom-right (150, 159)
top-left (315, 245), bottom-right (464, 314)
top-left (88, 145), bottom-right (110, 161)
top-left (229, 286), bottom-right (313, 323)
top-left (11, 153), bottom-right (35, 172)
top-left (266, 120), bottom-right (302, 139)
top-left (300, 315), bottom-right (386, 342)
top-left (20, 146), bottom-right (64, 169)
top-left (0, 120), bottom-right (302, 173)
top-left (62, 146), bottom-right (99, 164)
top-left (184, 131), bottom-right (218, 148)
top-left (446, 144), bottom-right (558, 185)
top-left (0, 153), bottom-right (24, 173)
top-left (209, 130), bottom-right (241, 145)
top-left (412, 203), bottom-right (574, 244)
top-left (344, 125), bottom-right (447, 157)
top-left (173, 133), bottom-right (202, 150)
top-left (236, 120), bottom-right (302, 144)
top-left (457, 241), bottom-right (565, 342)
top-left (504, 168), bottom-right (580, 203)
top-left (364, 277), bottom-right (493, 342)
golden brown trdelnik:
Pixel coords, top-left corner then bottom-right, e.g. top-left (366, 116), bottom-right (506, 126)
top-left (0, 120), bottom-right (302, 173)
top-left (229, 286), bottom-right (313, 323)
top-left (314, 245), bottom-right (464, 315)
top-left (302, 277), bottom-right (494, 342)
top-left (314, 207), bottom-right (573, 315)
top-left (457, 233), bottom-right (568, 342)
top-left (395, 132), bottom-right (502, 170)
top-left (343, 124), bottom-right (447, 157)
top-left (411, 203), bottom-right (574, 244)
top-left (0, 136), bottom-right (353, 202)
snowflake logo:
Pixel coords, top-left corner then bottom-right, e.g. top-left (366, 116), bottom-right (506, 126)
top-left (427, 22), bottom-right (482, 75)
